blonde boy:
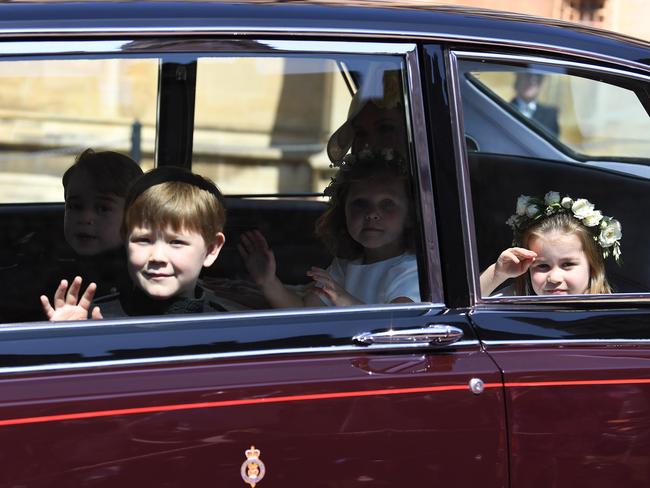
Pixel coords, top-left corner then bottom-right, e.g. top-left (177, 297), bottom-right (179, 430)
top-left (41, 167), bottom-right (228, 319)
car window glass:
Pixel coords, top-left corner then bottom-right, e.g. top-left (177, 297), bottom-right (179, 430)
top-left (0, 58), bottom-right (157, 203)
top-left (193, 55), bottom-right (410, 194)
top-left (468, 67), bottom-right (650, 160)
top-left (456, 57), bottom-right (650, 298)
top-left (0, 49), bottom-right (426, 324)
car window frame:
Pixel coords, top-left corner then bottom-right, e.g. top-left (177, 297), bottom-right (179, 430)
top-left (0, 37), bottom-right (446, 366)
top-left (460, 54), bottom-right (650, 164)
top-left (447, 48), bottom-right (650, 307)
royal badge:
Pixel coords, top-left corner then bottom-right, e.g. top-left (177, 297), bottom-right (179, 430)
top-left (240, 445), bottom-right (266, 487)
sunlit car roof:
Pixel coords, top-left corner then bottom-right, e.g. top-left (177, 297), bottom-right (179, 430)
top-left (0, 1), bottom-right (648, 68)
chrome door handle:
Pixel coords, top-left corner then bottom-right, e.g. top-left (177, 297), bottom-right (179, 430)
top-left (353, 325), bottom-right (463, 346)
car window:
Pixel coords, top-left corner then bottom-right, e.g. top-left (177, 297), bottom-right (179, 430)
top-left (0, 57), bottom-right (157, 203)
top-left (467, 67), bottom-right (650, 160)
top-left (0, 43), bottom-right (432, 324)
top-left (454, 55), bottom-right (650, 298)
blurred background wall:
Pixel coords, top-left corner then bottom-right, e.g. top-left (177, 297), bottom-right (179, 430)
top-left (355, 0), bottom-right (649, 41)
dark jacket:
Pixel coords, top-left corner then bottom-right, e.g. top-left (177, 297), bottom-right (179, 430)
top-left (510, 98), bottom-right (560, 136)
top-left (95, 285), bottom-right (228, 318)
top-left (2, 245), bottom-right (130, 323)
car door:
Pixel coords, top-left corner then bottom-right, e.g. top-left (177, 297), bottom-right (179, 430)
top-left (446, 44), bottom-right (650, 488)
top-left (0, 34), bottom-right (506, 487)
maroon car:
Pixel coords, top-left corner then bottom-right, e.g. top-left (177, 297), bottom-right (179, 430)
top-left (0, 1), bottom-right (649, 487)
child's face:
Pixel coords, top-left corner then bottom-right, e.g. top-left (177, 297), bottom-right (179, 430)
top-left (344, 175), bottom-right (409, 263)
top-left (127, 225), bottom-right (224, 300)
top-left (528, 231), bottom-right (590, 295)
top-left (63, 172), bottom-right (125, 256)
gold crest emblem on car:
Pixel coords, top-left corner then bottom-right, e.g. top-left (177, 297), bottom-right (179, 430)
top-left (240, 445), bottom-right (265, 487)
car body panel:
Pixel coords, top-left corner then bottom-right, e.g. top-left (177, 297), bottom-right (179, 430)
top-left (486, 343), bottom-right (650, 487)
top-left (471, 307), bottom-right (650, 487)
top-left (1, 312), bottom-right (506, 487)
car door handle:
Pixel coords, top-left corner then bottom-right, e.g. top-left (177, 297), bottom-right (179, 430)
top-left (353, 325), bottom-right (464, 346)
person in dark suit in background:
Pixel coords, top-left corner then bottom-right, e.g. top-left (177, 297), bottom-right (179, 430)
top-left (511, 72), bottom-right (560, 137)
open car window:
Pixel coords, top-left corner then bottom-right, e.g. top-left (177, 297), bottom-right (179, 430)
top-left (0, 57), bottom-right (158, 203)
top-left (454, 55), bottom-right (650, 298)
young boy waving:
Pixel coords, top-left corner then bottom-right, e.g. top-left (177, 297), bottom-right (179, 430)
top-left (41, 167), bottom-right (228, 320)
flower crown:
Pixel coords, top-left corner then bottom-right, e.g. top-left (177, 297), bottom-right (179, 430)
top-left (323, 147), bottom-right (408, 198)
top-left (506, 191), bottom-right (622, 264)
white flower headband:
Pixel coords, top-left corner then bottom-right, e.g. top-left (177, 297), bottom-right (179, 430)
top-left (324, 147), bottom-right (408, 197)
top-left (506, 191), bottom-right (622, 264)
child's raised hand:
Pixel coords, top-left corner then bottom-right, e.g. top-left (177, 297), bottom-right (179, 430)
top-left (40, 276), bottom-right (103, 321)
top-left (238, 230), bottom-right (277, 286)
top-left (494, 247), bottom-right (538, 279)
top-left (480, 247), bottom-right (538, 296)
top-left (307, 267), bottom-right (361, 307)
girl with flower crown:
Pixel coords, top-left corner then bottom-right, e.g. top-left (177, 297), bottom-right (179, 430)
top-left (480, 191), bottom-right (622, 296)
top-left (238, 149), bottom-right (420, 307)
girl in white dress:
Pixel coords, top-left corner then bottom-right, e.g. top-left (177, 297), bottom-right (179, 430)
top-left (239, 149), bottom-right (420, 307)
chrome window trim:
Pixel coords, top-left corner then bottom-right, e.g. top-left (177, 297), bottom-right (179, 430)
top-left (445, 49), bottom-right (480, 304)
top-left (405, 45), bottom-right (444, 304)
top-left (0, 38), bottom-right (416, 56)
top-left (2, 302), bottom-right (445, 331)
top-left (0, 27), bottom-right (647, 74)
top-left (449, 49), bottom-right (650, 306)
top-left (259, 40), bottom-right (415, 55)
top-left (484, 338), bottom-right (650, 347)
top-left (0, 339), bottom-right (479, 375)
top-left (454, 51), bottom-right (650, 83)
top-left (476, 294), bottom-right (650, 306)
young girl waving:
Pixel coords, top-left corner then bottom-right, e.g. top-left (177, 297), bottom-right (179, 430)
top-left (239, 149), bottom-right (420, 307)
top-left (480, 191), bottom-right (622, 296)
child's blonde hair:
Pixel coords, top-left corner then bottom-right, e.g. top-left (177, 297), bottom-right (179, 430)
top-left (124, 167), bottom-right (226, 246)
top-left (514, 212), bottom-right (612, 295)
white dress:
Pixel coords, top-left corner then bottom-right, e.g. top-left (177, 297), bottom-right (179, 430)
top-left (320, 253), bottom-right (420, 305)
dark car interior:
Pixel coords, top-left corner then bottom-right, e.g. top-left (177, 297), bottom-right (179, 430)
top-left (469, 152), bottom-right (650, 293)
top-left (0, 196), bottom-right (331, 321)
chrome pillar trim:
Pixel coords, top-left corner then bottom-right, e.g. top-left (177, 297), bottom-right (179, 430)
top-left (445, 49), bottom-right (481, 306)
top-left (454, 51), bottom-right (650, 83)
top-left (353, 324), bottom-right (463, 345)
top-left (405, 46), bottom-right (444, 304)
top-left (0, 340), bottom-right (480, 375)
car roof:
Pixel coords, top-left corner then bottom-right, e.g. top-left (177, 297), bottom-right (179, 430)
top-left (0, 1), bottom-right (649, 70)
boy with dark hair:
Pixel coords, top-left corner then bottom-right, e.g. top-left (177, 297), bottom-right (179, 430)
top-left (3, 148), bottom-right (142, 322)
top-left (63, 148), bottom-right (143, 256)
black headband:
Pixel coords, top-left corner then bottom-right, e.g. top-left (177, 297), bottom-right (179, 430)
top-left (125, 166), bottom-right (225, 210)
